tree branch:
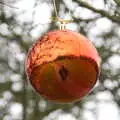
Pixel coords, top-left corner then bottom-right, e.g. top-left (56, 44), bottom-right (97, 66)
top-left (74, 0), bottom-right (120, 24)
top-left (22, 73), bottom-right (28, 120)
top-left (0, 1), bottom-right (19, 9)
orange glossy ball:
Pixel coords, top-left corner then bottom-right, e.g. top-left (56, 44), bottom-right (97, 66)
top-left (25, 30), bottom-right (101, 103)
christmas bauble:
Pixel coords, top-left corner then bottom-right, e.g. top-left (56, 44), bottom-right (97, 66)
top-left (25, 30), bottom-right (101, 103)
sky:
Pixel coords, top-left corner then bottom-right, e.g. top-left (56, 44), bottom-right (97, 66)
top-left (2, 0), bottom-right (120, 120)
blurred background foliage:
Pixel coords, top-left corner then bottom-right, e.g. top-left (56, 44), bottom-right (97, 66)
top-left (0, 0), bottom-right (120, 120)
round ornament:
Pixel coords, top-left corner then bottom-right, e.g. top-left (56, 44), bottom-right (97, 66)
top-left (25, 29), bottom-right (101, 103)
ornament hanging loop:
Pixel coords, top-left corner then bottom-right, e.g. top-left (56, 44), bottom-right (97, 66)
top-left (59, 19), bottom-right (73, 30)
top-left (59, 21), bottom-right (66, 30)
top-left (50, 17), bottom-right (73, 30)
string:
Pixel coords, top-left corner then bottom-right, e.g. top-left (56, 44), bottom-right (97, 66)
top-left (52, 0), bottom-right (58, 18)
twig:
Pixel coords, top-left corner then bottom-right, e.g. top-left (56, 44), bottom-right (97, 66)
top-left (22, 73), bottom-right (28, 120)
top-left (0, 1), bottom-right (19, 9)
top-left (74, 0), bottom-right (120, 24)
top-left (73, 16), bottom-right (101, 23)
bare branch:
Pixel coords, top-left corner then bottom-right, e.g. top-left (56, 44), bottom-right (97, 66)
top-left (74, 0), bottom-right (120, 24)
top-left (0, 1), bottom-right (19, 9)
